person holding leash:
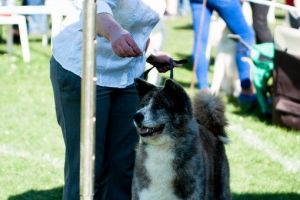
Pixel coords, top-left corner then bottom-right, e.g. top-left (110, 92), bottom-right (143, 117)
top-left (189, 0), bottom-right (256, 101)
top-left (50, 0), bottom-right (173, 199)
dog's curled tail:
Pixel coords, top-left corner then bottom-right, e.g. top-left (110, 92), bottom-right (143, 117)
top-left (193, 91), bottom-right (229, 144)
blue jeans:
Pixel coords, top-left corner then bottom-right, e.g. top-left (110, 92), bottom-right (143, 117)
top-left (23, 0), bottom-right (48, 34)
top-left (190, 0), bottom-right (254, 89)
top-left (50, 57), bottom-right (139, 200)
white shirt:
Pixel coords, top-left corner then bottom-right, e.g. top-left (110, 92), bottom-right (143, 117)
top-left (52, 0), bottom-right (165, 88)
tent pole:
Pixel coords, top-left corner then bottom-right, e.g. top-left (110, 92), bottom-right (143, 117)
top-left (80, 0), bottom-right (97, 200)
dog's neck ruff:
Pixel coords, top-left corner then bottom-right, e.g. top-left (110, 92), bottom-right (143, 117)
top-left (139, 141), bottom-right (179, 200)
top-left (140, 133), bottom-right (174, 146)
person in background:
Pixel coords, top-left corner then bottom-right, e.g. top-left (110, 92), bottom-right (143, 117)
top-left (22, 0), bottom-right (48, 34)
top-left (189, 0), bottom-right (255, 102)
top-left (178, 0), bottom-right (190, 16)
top-left (4, 0), bottom-right (47, 43)
top-left (286, 0), bottom-right (300, 28)
top-left (50, 0), bottom-right (172, 200)
top-left (250, 0), bottom-right (273, 44)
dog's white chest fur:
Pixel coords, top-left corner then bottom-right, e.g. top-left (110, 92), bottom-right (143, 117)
top-left (140, 143), bottom-right (179, 200)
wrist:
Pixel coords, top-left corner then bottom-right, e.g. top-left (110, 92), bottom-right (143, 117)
top-left (109, 28), bottom-right (128, 42)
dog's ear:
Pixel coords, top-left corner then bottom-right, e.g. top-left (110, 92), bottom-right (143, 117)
top-left (134, 78), bottom-right (156, 98)
top-left (163, 79), bottom-right (186, 96)
top-left (163, 79), bottom-right (192, 114)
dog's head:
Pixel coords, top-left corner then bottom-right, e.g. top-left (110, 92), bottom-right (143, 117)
top-left (133, 78), bottom-right (193, 144)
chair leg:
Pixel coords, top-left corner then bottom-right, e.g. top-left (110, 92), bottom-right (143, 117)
top-left (42, 34), bottom-right (48, 46)
top-left (18, 16), bottom-right (30, 62)
top-left (6, 25), bottom-right (13, 55)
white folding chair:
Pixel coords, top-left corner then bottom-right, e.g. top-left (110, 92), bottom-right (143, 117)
top-left (0, 14), bottom-right (30, 62)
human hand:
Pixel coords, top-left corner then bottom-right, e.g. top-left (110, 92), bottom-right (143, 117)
top-left (146, 53), bottom-right (174, 73)
top-left (110, 30), bottom-right (142, 57)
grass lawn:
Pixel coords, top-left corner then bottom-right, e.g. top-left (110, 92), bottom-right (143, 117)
top-left (0, 14), bottom-right (299, 200)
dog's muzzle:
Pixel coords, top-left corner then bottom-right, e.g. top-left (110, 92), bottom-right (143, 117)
top-left (133, 112), bottom-right (165, 137)
top-left (133, 112), bottom-right (144, 125)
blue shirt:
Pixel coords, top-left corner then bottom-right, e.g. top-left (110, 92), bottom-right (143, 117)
top-left (52, 0), bottom-right (164, 88)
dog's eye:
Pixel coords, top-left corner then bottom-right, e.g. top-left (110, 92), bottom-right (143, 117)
top-left (139, 96), bottom-right (152, 108)
top-left (151, 101), bottom-right (162, 109)
top-left (139, 101), bottom-right (148, 108)
top-left (151, 98), bottom-right (167, 110)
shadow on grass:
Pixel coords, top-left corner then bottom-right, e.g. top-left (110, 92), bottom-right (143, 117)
top-left (233, 192), bottom-right (300, 200)
top-left (173, 23), bottom-right (193, 30)
top-left (226, 95), bottom-right (272, 124)
top-left (8, 187), bottom-right (300, 200)
top-left (275, 13), bottom-right (285, 20)
top-left (8, 186), bottom-right (63, 200)
top-left (0, 49), bottom-right (7, 54)
top-left (0, 36), bottom-right (6, 44)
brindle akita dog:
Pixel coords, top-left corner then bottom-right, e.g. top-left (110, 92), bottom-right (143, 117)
top-left (132, 78), bottom-right (231, 200)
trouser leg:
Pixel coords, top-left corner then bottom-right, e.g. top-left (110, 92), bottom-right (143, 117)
top-left (190, 2), bottom-right (212, 89)
top-left (93, 87), bottom-right (113, 200)
top-left (104, 85), bottom-right (139, 200)
top-left (214, 0), bottom-right (255, 88)
top-left (50, 56), bottom-right (81, 200)
top-left (51, 57), bottom-right (114, 200)
top-left (51, 56), bottom-right (139, 200)
top-left (250, 1), bottom-right (273, 44)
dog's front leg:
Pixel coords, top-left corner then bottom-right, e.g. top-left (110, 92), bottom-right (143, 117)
top-left (131, 174), bottom-right (140, 200)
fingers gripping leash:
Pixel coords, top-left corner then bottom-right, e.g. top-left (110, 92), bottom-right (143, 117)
top-left (144, 57), bottom-right (188, 80)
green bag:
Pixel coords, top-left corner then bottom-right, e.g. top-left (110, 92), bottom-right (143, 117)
top-left (252, 43), bottom-right (274, 114)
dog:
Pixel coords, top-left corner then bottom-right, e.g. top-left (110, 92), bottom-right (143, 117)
top-left (210, 28), bottom-right (240, 96)
top-left (132, 78), bottom-right (231, 200)
top-left (210, 3), bottom-right (254, 96)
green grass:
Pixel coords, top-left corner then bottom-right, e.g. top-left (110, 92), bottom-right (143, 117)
top-left (0, 14), bottom-right (300, 200)
top-left (0, 37), bottom-right (64, 199)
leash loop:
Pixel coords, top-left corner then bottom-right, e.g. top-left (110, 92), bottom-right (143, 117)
top-left (143, 59), bottom-right (188, 80)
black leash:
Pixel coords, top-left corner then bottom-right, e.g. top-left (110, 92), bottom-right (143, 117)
top-left (143, 59), bottom-right (188, 80)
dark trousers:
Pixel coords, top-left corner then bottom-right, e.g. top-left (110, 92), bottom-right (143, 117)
top-left (250, 1), bottom-right (273, 44)
top-left (288, 13), bottom-right (300, 29)
top-left (50, 57), bottom-right (139, 200)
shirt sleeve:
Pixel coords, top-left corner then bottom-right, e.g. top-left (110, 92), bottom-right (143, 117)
top-left (96, 0), bottom-right (118, 15)
top-left (76, 0), bottom-right (117, 31)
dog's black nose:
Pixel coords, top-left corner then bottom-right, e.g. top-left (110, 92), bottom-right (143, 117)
top-left (133, 112), bottom-right (144, 124)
